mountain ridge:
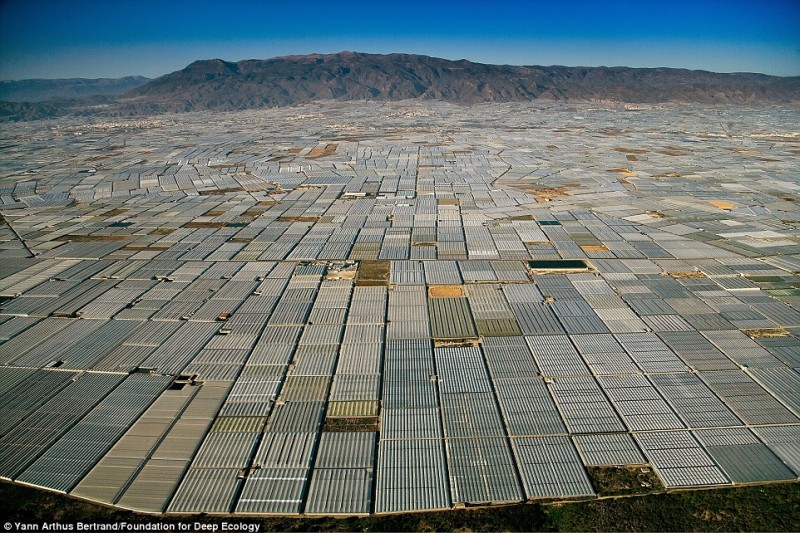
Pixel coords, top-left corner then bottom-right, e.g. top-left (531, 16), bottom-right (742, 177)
top-left (118, 52), bottom-right (800, 111)
top-left (2, 52), bottom-right (798, 121)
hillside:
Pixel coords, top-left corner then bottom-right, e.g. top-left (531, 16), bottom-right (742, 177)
top-left (120, 52), bottom-right (800, 113)
top-left (2, 52), bottom-right (798, 121)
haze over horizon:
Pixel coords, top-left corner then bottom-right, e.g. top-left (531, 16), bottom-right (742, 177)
top-left (1, 0), bottom-right (799, 81)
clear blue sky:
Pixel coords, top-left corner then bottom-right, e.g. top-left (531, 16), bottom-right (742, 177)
top-left (1, 0), bottom-right (798, 80)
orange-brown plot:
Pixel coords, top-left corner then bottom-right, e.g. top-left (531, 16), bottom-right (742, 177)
top-left (709, 200), bottom-right (736, 210)
top-left (307, 143), bottom-right (338, 158)
top-left (428, 285), bottom-right (465, 298)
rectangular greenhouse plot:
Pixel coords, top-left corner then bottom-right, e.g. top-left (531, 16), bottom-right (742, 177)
top-left (701, 330), bottom-right (785, 369)
top-left (255, 432), bottom-right (316, 470)
top-left (571, 334), bottom-right (640, 375)
top-left (440, 393), bottom-right (506, 438)
top-left (693, 428), bottom-right (796, 483)
top-left (512, 436), bottom-right (595, 499)
top-left (327, 400), bottom-right (380, 419)
top-left (341, 324), bottom-right (384, 345)
top-left (0, 318), bottom-right (41, 347)
top-left (116, 382), bottom-right (232, 511)
top-left (390, 261), bottom-right (425, 285)
top-left (428, 297), bottom-right (477, 339)
top-left (754, 335), bottom-right (800, 366)
top-left (168, 467), bottom-right (241, 514)
top-left (330, 374), bottom-right (381, 402)
top-left (423, 261), bottom-right (463, 285)
top-left (382, 349), bottom-right (434, 382)
top-left (374, 439), bottom-right (450, 514)
top-left (221, 382), bottom-right (281, 417)
top-left (305, 468), bottom-right (373, 514)
top-left (475, 318), bottom-right (522, 337)
top-left (434, 345), bottom-right (493, 395)
top-left (658, 331), bottom-right (740, 371)
top-left (70, 456), bottom-right (146, 504)
top-left (493, 377), bottom-right (566, 436)
top-left (648, 372), bottom-right (745, 428)
top-left (190, 430), bottom-right (262, 469)
top-left (9, 318), bottom-right (106, 367)
top-left (386, 319), bottom-right (431, 339)
top-left (634, 431), bottom-right (729, 488)
top-left (138, 322), bottom-right (221, 375)
top-left (72, 383), bottom-right (200, 503)
top-left (0, 368), bottom-right (83, 436)
top-left (348, 286), bottom-right (388, 323)
top-left (597, 374), bottom-right (685, 432)
top-left (481, 336), bottom-right (540, 378)
top-left (382, 380), bottom-right (439, 409)
top-left (549, 376), bottom-right (627, 434)
top-left (265, 402), bottom-right (326, 434)
top-left (753, 426), bottom-right (800, 477)
top-left (748, 367), bottom-right (800, 414)
top-left (446, 437), bottom-right (524, 504)
top-left (573, 433), bottom-right (647, 466)
top-left (557, 314), bottom-right (610, 335)
top-left (380, 408), bottom-right (443, 440)
top-left (615, 332), bottom-right (688, 372)
top-left (48, 319), bottom-right (141, 370)
top-left (236, 467), bottom-right (309, 514)
top-left (314, 432), bottom-right (376, 469)
top-left (16, 373), bottom-right (172, 493)
top-left (490, 261), bottom-right (531, 281)
top-left (698, 370), bottom-right (800, 425)
top-left (280, 375), bottom-right (330, 402)
top-left (338, 341), bottom-right (384, 372)
top-left (510, 303), bottom-right (565, 335)
top-left (116, 459), bottom-right (191, 513)
top-left (526, 335), bottom-right (591, 377)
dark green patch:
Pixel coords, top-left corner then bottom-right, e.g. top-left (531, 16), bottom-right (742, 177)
top-left (549, 483), bottom-right (800, 532)
top-left (587, 466), bottom-right (664, 497)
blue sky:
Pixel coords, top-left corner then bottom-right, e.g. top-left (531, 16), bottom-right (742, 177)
top-left (1, 0), bottom-right (798, 80)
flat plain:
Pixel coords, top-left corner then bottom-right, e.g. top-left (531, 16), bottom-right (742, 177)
top-left (0, 101), bottom-right (798, 516)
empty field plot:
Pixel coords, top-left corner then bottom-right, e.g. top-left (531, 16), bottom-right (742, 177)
top-left (356, 260), bottom-right (390, 286)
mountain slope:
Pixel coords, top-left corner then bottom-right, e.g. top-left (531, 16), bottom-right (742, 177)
top-left (3, 53), bottom-right (798, 121)
top-left (120, 52), bottom-right (800, 113)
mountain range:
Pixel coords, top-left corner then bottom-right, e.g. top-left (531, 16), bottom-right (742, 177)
top-left (2, 52), bottom-right (799, 121)
top-left (0, 76), bottom-right (150, 102)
